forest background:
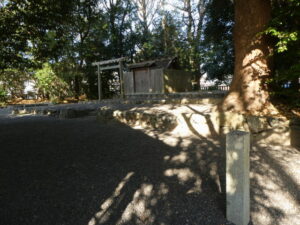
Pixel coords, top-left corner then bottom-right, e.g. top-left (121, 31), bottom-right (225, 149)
top-left (0, 0), bottom-right (299, 109)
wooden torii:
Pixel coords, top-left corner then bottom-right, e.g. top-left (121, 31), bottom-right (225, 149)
top-left (92, 57), bottom-right (126, 101)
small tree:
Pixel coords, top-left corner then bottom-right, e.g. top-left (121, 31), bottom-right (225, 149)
top-left (34, 63), bottom-right (70, 101)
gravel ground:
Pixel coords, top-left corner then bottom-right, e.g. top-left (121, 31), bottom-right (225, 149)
top-left (0, 115), bottom-right (231, 225)
top-left (1, 104), bottom-right (299, 225)
top-left (250, 143), bottom-right (300, 225)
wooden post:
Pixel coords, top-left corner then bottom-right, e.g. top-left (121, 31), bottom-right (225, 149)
top-left (119, 61), bottom-right (124, 99)
top-left (162, 69), bottom-right (166, 94)
top-left (226, 130), bottom-right (250, 225)
top-left (133, 71), bottom-right (136, 94)
top-left (97, 65), bottom-right (102, 101)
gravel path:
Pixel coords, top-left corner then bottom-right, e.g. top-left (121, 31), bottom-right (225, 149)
top-left (0, 115), bottom-right (230, 225)
top-left (1, 104), bottom-right (299, 225)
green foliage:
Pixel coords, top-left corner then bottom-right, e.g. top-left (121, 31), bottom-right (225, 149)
top-left (0, 85), bottom-right (8, 102)
top-left (34, 63), bottom-right (71, 101)
top-left (0, 69), bottom-right (31, 99)
top-left (0, 0), bottom-right (298, 104)
top-left (0, 0), bottom-right (74, 69)
top-left (265, 28), bottom-right (298, 52)
top-left (202, 0), bottom-right (234, 81)
top-left (267, 0), bottom-right (299, 53)
top-left (136, 12), bottom-right (185, 63)
top-left (266, 0), bottom-right (300, 104)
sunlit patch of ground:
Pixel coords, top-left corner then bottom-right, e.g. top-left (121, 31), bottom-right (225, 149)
top-left (0, 115), bottom-right (229, 225)
top-left (129, 104), bottom-right (300, 225)
top-left (0, 101), bottom-right (299, 225)
top-left (250, 144), bottom-right (300, 225)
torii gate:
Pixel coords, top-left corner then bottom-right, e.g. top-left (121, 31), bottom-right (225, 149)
top-left (92, 57), bottom-right (126, 101)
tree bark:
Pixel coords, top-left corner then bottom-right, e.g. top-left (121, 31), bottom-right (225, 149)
top-left (222, 0), bottom-right (274, 114)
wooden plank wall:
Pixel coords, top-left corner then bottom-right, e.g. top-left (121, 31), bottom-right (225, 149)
top-left (149, 69), bottom-right (163, 93)
top-left (123, 72), bottom-right (134, 94)
top-left (124, 68), bottom-right (164, 94)
top-left (163, 69), bottom-right (193, 93)
top-left (124, 69), bottom-right (194, 94)
top-left (134, 69), bottom-right (149, 93)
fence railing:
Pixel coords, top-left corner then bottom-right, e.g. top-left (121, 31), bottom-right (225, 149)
top-left (200, 85), bottom-right (230, 91)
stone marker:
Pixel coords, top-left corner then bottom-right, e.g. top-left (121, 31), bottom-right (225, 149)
top-left (226, 130), bottom-right (250, 225)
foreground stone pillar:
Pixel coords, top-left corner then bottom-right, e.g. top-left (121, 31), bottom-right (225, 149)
top-left (226, 131), bottom-right (250, 225)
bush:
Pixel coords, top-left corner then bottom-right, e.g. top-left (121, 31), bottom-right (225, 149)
top-left (35, 63), bottom-right (71, 100)
top-left (0, 86), bottom-right (7, 102)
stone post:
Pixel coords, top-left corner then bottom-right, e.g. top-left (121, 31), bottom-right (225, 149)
top-left (226, 130), bottom-right (250, 225)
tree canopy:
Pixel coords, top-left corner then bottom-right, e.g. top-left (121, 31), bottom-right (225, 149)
top-left (0, 0), bottom-right (298, 112)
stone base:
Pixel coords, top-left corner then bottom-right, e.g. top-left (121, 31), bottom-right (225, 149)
top-left (12, 107), bottom-right (95, 119)
top-left (97, 107), bottom-right (177, 132)
top-left (291, 125), bottom-right (300, 149)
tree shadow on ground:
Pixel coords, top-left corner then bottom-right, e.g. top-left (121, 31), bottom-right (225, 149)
top-left (0, 116), bottom-right (229, 225)
top-left (250, 142), bottom-right (300, 225)
top-left (184, 105), bottom-right (300, 225)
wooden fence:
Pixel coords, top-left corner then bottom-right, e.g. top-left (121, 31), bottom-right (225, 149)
top-left (124, 69), bottom-right (193, 95)
top-left (124, 68), bottom-right (164, 94)
top-left (200, 85), bottom-right (230, 91)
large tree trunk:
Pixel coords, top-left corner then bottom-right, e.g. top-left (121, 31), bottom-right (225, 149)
top-left (222, 0), bottom-right (274, 114)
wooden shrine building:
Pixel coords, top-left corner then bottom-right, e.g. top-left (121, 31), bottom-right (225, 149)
top-left (123, 57), bottom-right (194, 95)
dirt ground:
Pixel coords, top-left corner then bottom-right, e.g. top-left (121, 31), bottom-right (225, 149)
top-left (0, 115), bottom-right (231, 225)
